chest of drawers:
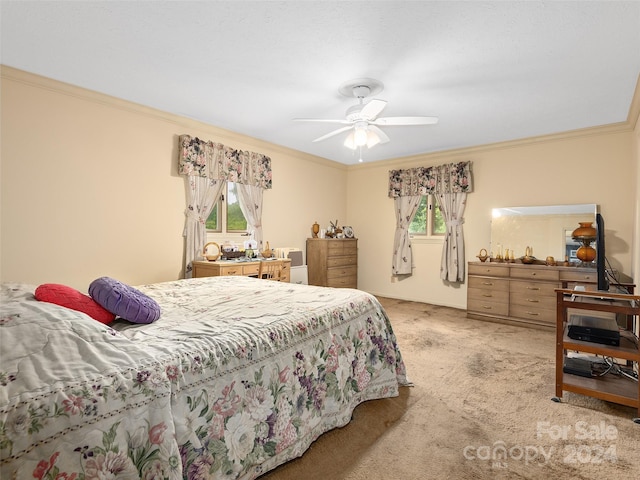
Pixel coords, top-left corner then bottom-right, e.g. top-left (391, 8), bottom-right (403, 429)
top-left (307, 238), bottom-right (358, 288)
top-left (468, 262), bottom-right (560, 327)
top-left (468, 262), bottom-right (634, 329)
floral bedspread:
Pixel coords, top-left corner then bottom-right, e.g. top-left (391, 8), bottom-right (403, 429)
top-left (0, 277), bottom-right (408, 479)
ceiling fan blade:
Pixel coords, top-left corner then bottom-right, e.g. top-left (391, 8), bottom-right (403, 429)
top-left (312, 125), bottom-right (353, 142)
top-left (369, 125), bottom-right (390, 145)
top-left (293, 118), bottom-right (351, 124)
top-left (360, 99), bottom-right (387, 119)
top-left (372, 116), bottom-right (439, 126)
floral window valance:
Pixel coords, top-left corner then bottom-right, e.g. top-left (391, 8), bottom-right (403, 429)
top-left (178, 134), bottom-right (272, 189)
top-left (388, 161), bottom-right (472, 197)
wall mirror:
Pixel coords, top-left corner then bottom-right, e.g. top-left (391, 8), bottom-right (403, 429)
top-left (490, 204), bottom-right (597, 263)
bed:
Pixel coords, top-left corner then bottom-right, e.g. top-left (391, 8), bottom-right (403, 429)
top-left (0, 276), bottom-right (408, 479)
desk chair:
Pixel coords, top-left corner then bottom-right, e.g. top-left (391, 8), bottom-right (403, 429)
top-left (259, 260), bottom-right (283, 281)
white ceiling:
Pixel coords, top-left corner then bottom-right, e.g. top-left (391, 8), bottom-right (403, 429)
top-left (2, 1), bottom-right (639, 165)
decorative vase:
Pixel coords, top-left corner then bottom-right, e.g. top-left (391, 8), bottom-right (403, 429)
top-left (312, 221), bottom-right (320, 238)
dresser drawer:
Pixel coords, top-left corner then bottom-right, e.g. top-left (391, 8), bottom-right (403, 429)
top-left (467, 286), bottom-right (509, 304)
top-left (510, 292), bottom-right (556, 311)
top-left (468, 264), bottom-right (510, 277)
top-left (467, 297), bottom-right (509, 316)
top-left (242, 264), bottom-right (260, 276)
top-left (327, 266), bottom-right (357, 279)
top-left (559, 269), bottom-right (597, 283)
top-left (192, 262), bottom-right (218, 278)
top-left (468, 275), bottom-right (509, 291)
top-left (218, 265), bottom-right (244, 276)
top-left (509, 304), bottom-right (556, 325)
top-left (328, 242), bottom-right (358, 256)
top-left (510, 279), bottom-right (559, 297)
top-left (327, 275), bottom-right (357, 288)
top-left (327, 255), bottom-right (357, 268)
top-left (510, 295), bottom-right (556, 311)
top-left (510, 267), bottom-right (559, 281)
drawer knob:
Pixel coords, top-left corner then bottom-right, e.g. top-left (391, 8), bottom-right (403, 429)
top-left (527, 286), bottom-right (540, 291)
top-left (482, 281), bottom-right (493, 286)
top-left (527, 299), bottom-right (539, 303)
top-left (526, 311), bottom-right (539, 316)
top-left (482, 294), bottom-right (493, 297)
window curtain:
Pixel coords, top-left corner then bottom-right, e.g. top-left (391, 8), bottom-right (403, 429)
top-left (183, 177), bottom-right (226, 278)
top-left (392, 195), bottom-right (422, 275)
top-left (436, 192), bottom-right (467, 282)
top-left (236, 183), bottom-right (264, 249)
top-left (178, 135), bottom-right (272, 189)
top-left (178, 135), bottom-right (272, 277)
top-left (388, 161), bottom-right (472, 282)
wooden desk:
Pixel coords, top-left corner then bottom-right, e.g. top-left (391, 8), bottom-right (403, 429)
top-left (193, 259), bottom-right (291, 282)
top-left (554, 289), bottom-right (639, 421)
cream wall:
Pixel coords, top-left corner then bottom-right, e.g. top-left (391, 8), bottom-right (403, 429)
top-left (2, 66), bottom-right (638, 309)
top-left (347, 125), bottom-right (638, 309)
top-left (0, 67), bottom-right (346, 289)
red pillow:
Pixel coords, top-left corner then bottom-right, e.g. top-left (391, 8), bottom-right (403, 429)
top-left (35, 283), bottom-right (116, 325)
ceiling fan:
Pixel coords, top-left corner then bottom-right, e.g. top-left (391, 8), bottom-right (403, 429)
top-left (294, 78), bottom-right (438, 151)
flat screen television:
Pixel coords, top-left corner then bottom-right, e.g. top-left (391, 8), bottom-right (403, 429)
top-left (595, 212), bottom-right (609, 291)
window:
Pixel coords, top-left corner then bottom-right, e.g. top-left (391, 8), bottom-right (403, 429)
top-left (409, 195), bottom-right (445, 237)
top-left (205, 182), bottom-right (248, 233)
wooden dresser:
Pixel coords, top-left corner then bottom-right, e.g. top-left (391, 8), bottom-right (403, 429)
top-left (467, 261), bottom-right (633, 328)
top-left (307, 238), bottom-right (358, 288)
top-left (193, 259), bottom-right (291, 282)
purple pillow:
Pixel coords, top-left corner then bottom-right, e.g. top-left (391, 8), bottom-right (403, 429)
top-left (89, 277), bottom-right (161, 324)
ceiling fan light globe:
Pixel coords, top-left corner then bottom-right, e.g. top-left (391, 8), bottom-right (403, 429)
top-left (366, 131), bottom-right (380, 148)
top-left (354, 127), bottom-right (368, 147)
top-left (344, 132), bottom-right (357, 150)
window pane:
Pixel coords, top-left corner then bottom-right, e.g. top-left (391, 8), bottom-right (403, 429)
top-left (409, 196), bottom-right (427, 234)
top-left (226, 182), bottom-right (248, 231)
top-left (433, 202), bottom-right (446, 235)
top-left (206, 205), bottom-right (218, 231)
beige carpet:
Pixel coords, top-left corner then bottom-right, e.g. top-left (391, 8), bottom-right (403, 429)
top-left (260, 297), bottom-right (639, 480)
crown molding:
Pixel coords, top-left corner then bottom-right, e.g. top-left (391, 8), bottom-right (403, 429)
top-left (627, 73), bottom-right (640, 130)
top-left (1, 65), bottom-right (347, 172)
top-left (351, 120), bottom-right (632, 171)
top-left (3, 64), bottom-right (633, 174)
